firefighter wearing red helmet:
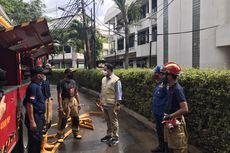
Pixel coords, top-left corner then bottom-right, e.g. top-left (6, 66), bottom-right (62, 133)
top-left (162, 62), bottom-right (189, 153)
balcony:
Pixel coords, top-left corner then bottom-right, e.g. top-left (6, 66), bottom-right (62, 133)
top-left (216, 24), bottom-right (230, 47)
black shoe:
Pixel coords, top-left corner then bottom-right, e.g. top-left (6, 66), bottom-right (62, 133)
top-left (151, 146), bottom-right (164, 152)
top-left (100, 136), bottom-right (112, 142)
top-left (108, 137), bottom-right (119, 146)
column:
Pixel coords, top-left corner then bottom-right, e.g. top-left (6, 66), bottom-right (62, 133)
top-left (149, 0), bottom-right (153, 14)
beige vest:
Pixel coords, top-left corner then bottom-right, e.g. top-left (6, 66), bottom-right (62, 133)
top-left (101, 74), bottom-right (120, 105)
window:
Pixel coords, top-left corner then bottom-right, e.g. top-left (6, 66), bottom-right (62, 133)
top-left (137, 60), bottom-right (147, 68)
top-left (152, 26), bottom-right (157, 42)
top-left (110, 41), bottom-right (115, 54)
top-left (138, 28), bottom-right (149, 45)
top-left (140, 4), bottom-right (147, 19)
top-left (64, 46), bottom-right (71, 53)
top-left (117, 38), bottom-right (124, 51)
top-left (152, 0), bottom-right (157, 12)
top-left (129, 33), bottom-right (135, 48)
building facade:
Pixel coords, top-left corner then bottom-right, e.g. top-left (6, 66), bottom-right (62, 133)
top-left (48, 45), bottom-right (85, 68)
top-left (104, 0), bottom-right (230, 68)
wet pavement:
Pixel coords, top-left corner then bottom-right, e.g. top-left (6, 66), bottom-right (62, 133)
top-left (49, 85), bottom-right (159, 153)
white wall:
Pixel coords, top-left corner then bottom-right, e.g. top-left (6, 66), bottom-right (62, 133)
top-left (167, 0), bottom-right (192, 67)
top-left (200, 0), bottom-right (230, 68)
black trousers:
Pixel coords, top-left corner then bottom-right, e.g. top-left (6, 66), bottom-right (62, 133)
top-left (27, 113), bottom-right (44, 153)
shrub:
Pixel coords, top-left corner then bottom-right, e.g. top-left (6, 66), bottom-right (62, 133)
top-left (51, 68), bottom-right (230, 153)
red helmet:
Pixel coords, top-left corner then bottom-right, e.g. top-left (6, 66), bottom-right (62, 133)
top-left (163, 62), bottom-right (181, 75)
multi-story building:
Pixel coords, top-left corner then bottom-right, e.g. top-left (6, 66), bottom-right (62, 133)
top-left (104, 0), bottom-right (230, 68)
top-left (104, 0), bottom-right (157, 68)
top-left (48, 16), bottom-right (85, 68)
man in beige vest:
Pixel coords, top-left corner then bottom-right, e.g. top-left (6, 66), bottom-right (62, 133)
top-left (100, 63), bottom-right (122, 146)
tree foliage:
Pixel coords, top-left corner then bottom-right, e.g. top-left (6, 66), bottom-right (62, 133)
top-left (0, 0), bottom-right (45, 24)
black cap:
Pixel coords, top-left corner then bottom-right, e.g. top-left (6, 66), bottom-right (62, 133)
top-left (64, 68), bottom-right (76, 74)
top-left (30, 66), bottom-right (48, 77)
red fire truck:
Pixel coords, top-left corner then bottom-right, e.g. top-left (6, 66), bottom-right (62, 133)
top-left (0, 17), bottom-right (54, 153)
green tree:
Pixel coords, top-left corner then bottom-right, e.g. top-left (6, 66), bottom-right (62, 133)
top-left (0, 0), bottom-right (45, 24)
top-left (96, 31), bottom-right (107, 60)
top-left (51, 29), bottom-right (70, 68)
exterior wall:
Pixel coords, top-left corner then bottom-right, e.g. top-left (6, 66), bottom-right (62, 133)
top-left (167, 0), bottom-right (193, 67)
top-left (104, 0), bottom-right (230, 68)
top-left (159, 0), bottom-right (230, 68)
top-left (48, 47), bottom-right (84, 68)
top-left (104, 0), bottom-right (157, 68)
top-left (200, 0), bottom-right (230, 68)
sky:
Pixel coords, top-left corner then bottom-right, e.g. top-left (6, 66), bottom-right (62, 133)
top-left (24, 0), bottom-right (114, 23)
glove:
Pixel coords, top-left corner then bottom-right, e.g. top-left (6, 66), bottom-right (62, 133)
top-left (163, 114), bottom-right (172, 121)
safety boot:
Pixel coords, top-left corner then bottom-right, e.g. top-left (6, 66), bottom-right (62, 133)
top-left (40, 133), bottom-right (54, 153)
top-left (56, 132), bottom-right (64, 143)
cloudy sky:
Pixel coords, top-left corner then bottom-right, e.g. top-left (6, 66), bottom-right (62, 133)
top-left (25, 0), bottom-right (114, 22)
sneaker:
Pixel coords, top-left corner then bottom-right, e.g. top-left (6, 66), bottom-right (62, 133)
top-left (108, 137), bottom-right (119, 146)
top-left (100, 135), bottom-right (112, 142)
top-left (74, 134), bottom-right (82, 139)
top-left (56, 133), bottom-right (64, 143)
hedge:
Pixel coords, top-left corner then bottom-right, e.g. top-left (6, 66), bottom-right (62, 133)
top-left (51, 68), bottom-right (230, 153)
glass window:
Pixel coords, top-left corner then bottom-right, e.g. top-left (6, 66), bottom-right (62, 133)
top-left (129, 33), bottom-right (135, 48)
top-left (117, 38), bottom-right (124, 51)
top-left (140, 4), bottom-right (147, 19)
top-left (152, 26), bottom-right (157, 42)
top-left (152, 0), bottom-right (157, 12)
top-left (64, 46), bottom-right (71, 53)
top-left (138, 28), bottom-right (149, 45)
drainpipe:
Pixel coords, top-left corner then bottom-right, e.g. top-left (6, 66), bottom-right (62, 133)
top-left (149, 41), bottom-right (153, 67)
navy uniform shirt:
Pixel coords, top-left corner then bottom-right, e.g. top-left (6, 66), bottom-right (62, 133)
top-left (25, 81), bottom-right (46, 114)
top-left (41, 79), bottom-right (51, 99)
top-left (152, 81), bottom-right (167, 116)
top-left (165, 82), bottom-right (186, 114)
top-left (57, 79), bottom-right (77, 99)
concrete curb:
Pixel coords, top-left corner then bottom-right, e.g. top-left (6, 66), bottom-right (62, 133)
top-left (79, 86), bottom-right (202, 153)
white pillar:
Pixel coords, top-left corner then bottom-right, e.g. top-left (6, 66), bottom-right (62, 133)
top-left (114, 16), bottom-right (118, 52)
top-left (108, 21), bottom-right (111, 54)
top-left (149, 0), bottom-right (153, 14)
top-left (72, 46), bottom-right (77, 68)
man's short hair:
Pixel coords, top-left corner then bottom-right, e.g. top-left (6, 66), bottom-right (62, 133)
top-left (105, 63), bottom-right (114, 72)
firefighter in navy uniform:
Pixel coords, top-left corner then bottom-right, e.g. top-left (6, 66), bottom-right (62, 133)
top-left (151, 65), bottom-right (167, 153)
top-left (24, 67), bottom-right (46, 153)
top-left (56, 68), bottom-right (82, 142)
top-left (40, 64), bottom-right (54, 152)
top-left (162, 62), bottom-right (189, 153)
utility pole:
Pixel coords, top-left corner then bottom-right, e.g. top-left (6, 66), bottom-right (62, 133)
top-left (81, 0), bottom-right (91, 69)
top-left (93, 0), bottom-right (96, 68)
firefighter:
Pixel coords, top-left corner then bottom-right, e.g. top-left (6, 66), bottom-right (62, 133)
top-left (162, 62), bottom-right (189, 153)
top-left (24, 67), bottom-right (46, 153)
top-left (40, 64), bottom-right (54, 152)
top-left (151, 65), bottom-right (167, 153)
top-left (56, 68), bottom-right (82, 142)
top-left (100, 63), bottom-right (122, 146)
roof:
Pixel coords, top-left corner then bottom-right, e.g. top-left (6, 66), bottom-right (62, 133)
top-left (104, 5), bottom-right (120, 24)
top-left (0, 17), bottom-right (54, 58)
